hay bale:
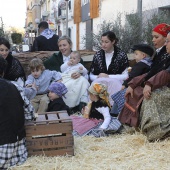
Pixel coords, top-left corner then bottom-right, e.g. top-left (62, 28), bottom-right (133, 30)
top-left (13, 50), bottom-right (135, 77)
top-left (10, 133), bottom-right (170, 170)
top-left (13, 51), bottom-right (57, 77)
top-left (13, 51), bottom-right (95, 77)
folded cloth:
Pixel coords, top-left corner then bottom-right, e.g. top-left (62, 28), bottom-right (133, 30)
top-left (70, 115), bottom-right (102, 135)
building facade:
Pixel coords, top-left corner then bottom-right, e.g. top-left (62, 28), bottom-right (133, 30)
top-left (25, 0), bottom-right (170, 50)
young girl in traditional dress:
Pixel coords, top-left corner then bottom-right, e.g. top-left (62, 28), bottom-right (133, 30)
top-left (71, 83), bottom-right (121, 137)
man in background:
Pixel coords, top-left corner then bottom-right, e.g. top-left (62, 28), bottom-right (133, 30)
top-left (31, 21), bottom-right (59, 51)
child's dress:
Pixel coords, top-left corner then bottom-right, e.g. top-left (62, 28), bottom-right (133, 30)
top-left (71, 99), bottom-right (121, 137)
top-left (61, 62), bottom-right (88, 76)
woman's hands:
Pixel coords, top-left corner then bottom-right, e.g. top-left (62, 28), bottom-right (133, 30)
top-left (71, 72), bottom-right (81, 79)
top-left (98, 73), bottom-right (109, 78)
top-left (125, 85), bottom-right (152, 99)
top-left (143, 85), bottom-right (152, 99)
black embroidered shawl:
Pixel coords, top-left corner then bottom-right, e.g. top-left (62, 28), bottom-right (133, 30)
top-left (4, 53), bottom-right (26, 81)
top-left (89, 46), bottom-right (129, 75)
top-left (145, 46), bottom-right (170, 81)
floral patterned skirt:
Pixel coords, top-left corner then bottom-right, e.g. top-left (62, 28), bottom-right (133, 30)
top-left (140, 86), bottom-right (170, 141)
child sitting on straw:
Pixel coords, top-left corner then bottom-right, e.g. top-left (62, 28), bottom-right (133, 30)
top-left (71, 83), bottom-right (121, 137)
top-left (47, 82), bottom-right (72, 115)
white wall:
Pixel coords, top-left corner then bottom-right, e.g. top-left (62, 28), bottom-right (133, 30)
top-left (91, 0), bottom-right (138, 34)
top-left (99, 0), bottom-right (132, 23)
top-left (79, 22), bottom-right (86, 50)
top-left (69, 21), bottom-right (76, 50)
top-left (92, 0), bottom-right (170, 35)
top-left (142, 0), bottom-right (170, 10)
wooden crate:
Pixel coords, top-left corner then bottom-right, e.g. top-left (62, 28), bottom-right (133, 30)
top-left (25, 111), bottom-right (74, 157)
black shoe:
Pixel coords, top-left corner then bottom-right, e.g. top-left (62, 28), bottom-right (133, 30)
top-left (70, 105), bottom-right (80, 114)
top-left (70, 102), bottom-right (87, 114)
top-left (110, 113), bottom-right (119, 117)
top-left (78, 102), bottom-right (87, 112)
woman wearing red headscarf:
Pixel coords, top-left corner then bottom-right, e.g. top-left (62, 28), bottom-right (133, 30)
top-left (126, 23), bottom-right (170, 96)
top-left (125, 23), bottom-right (170, 95)
top-left (119, 23), bottom-right (170, 141)
top-left (112, 23), bottom-right (170, 115)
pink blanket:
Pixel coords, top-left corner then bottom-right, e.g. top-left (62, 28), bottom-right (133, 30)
top-left (70, 115), bottom-right (102, 135)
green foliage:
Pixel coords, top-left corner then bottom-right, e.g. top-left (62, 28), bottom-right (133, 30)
top-left (82, 16), bottom-right (122, 51)
top-left (118, 12), bottom-right (142, 53)
top-left (11, 33), bottom-right (22, 44)
top-left (143, 10), bottom-right (170, 45)
top-left (0, 28), bottom-right (5, 37)
top-left (82, 10), bottom-right (169, 53)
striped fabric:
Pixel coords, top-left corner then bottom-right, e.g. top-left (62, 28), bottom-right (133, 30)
top-left (111, 88), bottom-right (126, 113)
top-left (73, 117), bottom-right (121, 137)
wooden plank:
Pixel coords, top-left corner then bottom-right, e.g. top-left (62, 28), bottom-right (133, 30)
top-left (36, 114), bottom-right (46, 122)
top-left (74, 0), bottom-right (81, 24)
top-left (90, 0), bottom-right (99, 18)
top-left (44, 111), bottom-right (59, 115)
top-left (25, 111), bottom-right (71, 126)
top-left (58, 111), bottom-right (71, 122)
top-left (47, 113), bottom-right (59, 122)
top-left (26, 118), bottom-right (71, 125)
top-left (26, 135), bottom-right (74, 149)
top-left (25, 122), bottom-right (73, 136)
top-left (28, 147), bottom-right (74, 156)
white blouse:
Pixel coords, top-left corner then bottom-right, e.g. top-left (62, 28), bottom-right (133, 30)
top-left (105, 52), bottom-right (114, 69)
top-left (89, 51), bottom-right (128, 82)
